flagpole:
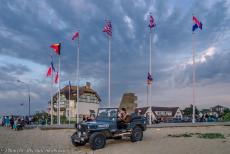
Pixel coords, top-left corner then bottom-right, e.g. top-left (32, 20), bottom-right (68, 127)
top-left (58, 55), bottom-right (61, 125)
top-left (69, 81), bottom-right (71, 125)
top-left (149, 27), bottom-right (152, 125)
top-left (76, 34), bottom-right (80, 124)
top-left (192, 31), bottom-right (196, 124)
top-left (50, 66), bottom-right (53, 125)
top-left (108, 35), bottom-right (111, 107)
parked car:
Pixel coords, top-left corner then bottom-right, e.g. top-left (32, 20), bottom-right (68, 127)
top-left (71, 108), bottom-right (147, 150)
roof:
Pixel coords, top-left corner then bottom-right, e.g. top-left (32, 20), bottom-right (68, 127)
top-left (211, 105), bottom-right (225, 109)
top-left (52, 85), bottom-right (101, 102)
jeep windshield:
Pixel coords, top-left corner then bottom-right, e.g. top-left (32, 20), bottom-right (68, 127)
top-left (96, 108), bottom-right (118, 121)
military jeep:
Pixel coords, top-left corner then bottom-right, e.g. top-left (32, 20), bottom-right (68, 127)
top-left (71, 108), bottom-right (147, 150)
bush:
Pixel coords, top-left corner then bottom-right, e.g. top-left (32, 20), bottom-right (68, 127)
top-left (223, 113), bottom-right (230, 121)
top-left (198, 133), bottom-right (225, 139)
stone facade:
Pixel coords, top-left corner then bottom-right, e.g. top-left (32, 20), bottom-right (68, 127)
top-left (119, 93), bottom-right (137, 113)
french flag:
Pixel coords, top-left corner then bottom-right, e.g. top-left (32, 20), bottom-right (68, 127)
top-left (192, 16), bottom-right (202, 32)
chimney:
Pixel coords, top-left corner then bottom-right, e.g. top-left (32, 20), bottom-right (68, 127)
top-left (86, 82), bottom-right (91, 89)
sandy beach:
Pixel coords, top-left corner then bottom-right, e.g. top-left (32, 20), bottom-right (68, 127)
top-left (0, 126), bottom-right (230, 154)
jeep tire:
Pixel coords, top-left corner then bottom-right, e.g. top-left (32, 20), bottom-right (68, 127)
top-left (130, 126), bottom-right (143, 142)
top-left (89, 132), bottom-right (106, 150)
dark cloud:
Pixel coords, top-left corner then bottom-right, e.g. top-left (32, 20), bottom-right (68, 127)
top-left (0, 0), bottom-right (230, 114)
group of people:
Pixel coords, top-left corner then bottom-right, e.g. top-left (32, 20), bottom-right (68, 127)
top-left (82, 114), bottom-right (96, 122)
top-left (0, 115), bottom-right (25, 130)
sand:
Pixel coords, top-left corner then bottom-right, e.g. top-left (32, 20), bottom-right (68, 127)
top-left (0, 126), bottom-right (230, 154)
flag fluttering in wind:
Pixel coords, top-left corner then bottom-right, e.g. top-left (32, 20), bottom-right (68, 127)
top-left (149, 15), bottom-right (156, 29)
top-left (46, 66), bottom-right (52, 77)
top-left (55, 71), bottom-right (59, 84)
top-left (50, 60), bottom-right (55, 72)
top-left (147, 72), bottom-right (153, 85)
top-left (103, 21), bottom-right (112, 36)
top-left (46, 55), bottom-right (56, 77)
top-left (72, 32), bottom-right (79, 40)
top-left (192, 16), bottom-right (202, 32)
top-left (50, 43), bottom-right (61, 55)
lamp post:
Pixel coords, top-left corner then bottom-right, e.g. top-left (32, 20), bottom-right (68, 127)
top-left (17, 80), bottom-right (31, 117)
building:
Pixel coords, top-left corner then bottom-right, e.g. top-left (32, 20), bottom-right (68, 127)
top-left (135, 106), bottom-right (183, 122)
top-left (119, 93), bottom-right (137, 113)
top-left (48, 82), bottom-right (101, 120)
top-left (210, 105), bottom-right (227, 115)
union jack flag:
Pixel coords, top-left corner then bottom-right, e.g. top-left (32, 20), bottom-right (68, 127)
top-left (103, 21), bottom-right (112, 36)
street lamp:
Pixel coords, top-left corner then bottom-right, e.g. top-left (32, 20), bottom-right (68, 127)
top-left (17, 80), bottom-right (31, 117)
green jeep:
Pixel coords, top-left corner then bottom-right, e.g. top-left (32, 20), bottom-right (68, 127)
top-left (71, 108), bottom-right (147, 150)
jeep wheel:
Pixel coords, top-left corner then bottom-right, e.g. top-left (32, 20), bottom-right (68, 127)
top-left (130, 126), bottom-right (143, 142)
top-left (71, 139), bottom-right (86, 146)
top-left (89, 132), bottom-right (106, 150)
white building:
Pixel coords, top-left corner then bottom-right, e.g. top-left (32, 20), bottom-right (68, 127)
top-left (48, 82), bottom-right (101, 121)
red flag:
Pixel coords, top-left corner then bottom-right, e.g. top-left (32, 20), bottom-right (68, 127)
top-left (149, 15), bottom-right (156, 29)
top-left (72, 32), bottom-right (79, 40)
top-left (46, 66), bottom-right (52, 77)
top-left (103, 21), bottom-right (112, 36)
top-left (192, 16), bottom-right (202, 27)
top-left (50, 43), bottom-right (61, 55)
top-left (55, 71), bottom-right (59, 84)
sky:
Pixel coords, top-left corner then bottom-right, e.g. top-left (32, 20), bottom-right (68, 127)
top-left (0, 0), bottom-right (230, 115)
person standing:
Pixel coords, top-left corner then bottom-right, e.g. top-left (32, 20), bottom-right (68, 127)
top-left (5, 116), bottom-right (10, 127)
top-left (0, 115), bottom-right (2, 126)
top-left (10, 116), bottom-right (14, 129)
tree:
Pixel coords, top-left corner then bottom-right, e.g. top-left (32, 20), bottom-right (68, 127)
top-left (183, 104), bottom-right (199, 117)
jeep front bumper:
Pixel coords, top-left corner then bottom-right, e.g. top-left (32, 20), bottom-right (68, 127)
top-left (71, 132), bottom-right (88, 143)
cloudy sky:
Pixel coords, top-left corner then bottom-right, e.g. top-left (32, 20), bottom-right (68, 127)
top-left (0, 0), bottom-right (230, 115)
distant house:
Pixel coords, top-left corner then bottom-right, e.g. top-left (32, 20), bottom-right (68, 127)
top-left (48, 82), bottom-right (101, 120)
top-left (210, 105), bottom-right (227, 115)
top-left (135, 106), bottom-right (183, 122)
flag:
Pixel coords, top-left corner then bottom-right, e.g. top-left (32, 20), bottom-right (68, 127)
top-left (46, 66), bottom-right (52, 77)
top-left (50, 55), bottom-right (55, 72)
top-left (192, 16), bottom-right (202, 32)
top-left (147, 72), bottom-right (153, 85)
top-left (103, 21), bottom-right (112, 36)
top-left (50, 43), bottom-right (61, 55)
top-left (72, 32), bottom-right (79, 40)
top-left (55, 71), bottom-right (59, 84)
top-left (149, 15), bottom-right (156, 29)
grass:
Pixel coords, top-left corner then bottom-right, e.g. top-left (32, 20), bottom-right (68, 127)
top-left (198, 133), bottom-right (225, 139)
top-left (168, 133), bottom-right (193, 138)
top-left (168, 132), bottom-right (225, 139)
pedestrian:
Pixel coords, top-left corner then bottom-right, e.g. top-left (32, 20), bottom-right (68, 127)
top-left (10, 116), bottom-right (14, 129)
top-left (13, 118), bottom-right (17, 130)
top-left (0, 115), bottom-right (2, 126)
top-left (2, 116), bottom-right (5, 126)
top-left (5, 116), bottom-right (10, 127)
